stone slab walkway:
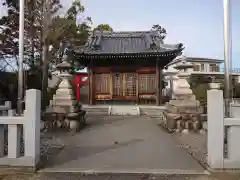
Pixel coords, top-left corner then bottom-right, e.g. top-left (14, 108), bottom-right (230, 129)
top-left (41, 115), bottom-right (205, 173)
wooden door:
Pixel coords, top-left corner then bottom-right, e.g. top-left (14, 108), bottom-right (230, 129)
top-left (112, 73), bottom-right (137, 99)
top-left (112, 73), bottom-right (123, 97)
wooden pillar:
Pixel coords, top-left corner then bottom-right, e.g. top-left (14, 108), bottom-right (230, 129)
top-left (156, 58), bottom-right (162, 105)
top-left (159, 69), bottom-right (163, 105)
top-left (87, 66), bottom-right (91, 105)
top-left (110, 72), bottom-right (113, 98)
top-left (88, 60), bottom-right (94, 105)
top-left (136, 72), bottom-right (139, 104)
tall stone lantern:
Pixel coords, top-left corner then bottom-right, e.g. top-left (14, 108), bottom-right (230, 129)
top-left (53, 54), bottom-right (77, 112)
top-left (174, 60), bottom-right (194, 97)
top-left (162, 59), bottom-right (204, 133)
top-left (163, 66), bottom-right (179, 99)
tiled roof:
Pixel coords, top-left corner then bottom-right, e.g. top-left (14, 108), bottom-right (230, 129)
top-left (75, 31), bottom-right (183, 55)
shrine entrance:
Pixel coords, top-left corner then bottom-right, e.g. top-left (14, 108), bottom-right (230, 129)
top-left (93, 70), bottom-right (159, 105)
top-left (112, 73), bottom-right (137, 99)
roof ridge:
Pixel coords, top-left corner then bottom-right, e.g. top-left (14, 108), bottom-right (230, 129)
top-left (94, 30), bottom-right (159, 37)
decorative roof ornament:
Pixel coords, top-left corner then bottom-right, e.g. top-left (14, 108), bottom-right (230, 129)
top-left (174, 59), bottom-right (194, 71)
top-left (163, 66), bottom-right (179, 75)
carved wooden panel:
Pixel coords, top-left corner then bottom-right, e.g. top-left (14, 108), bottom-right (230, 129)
top-left (139, 94), bottom-right (156, 99)
top-left (139, 74), bottom-right (156, 93)
top-left (95, 94), bottom-right (111, 100)
top-left (124, 73), bottom-right (136, 96)
top-left (95, 73), bottom-right (110, 94)
top-left (112, 73), bottom-right (123, 96)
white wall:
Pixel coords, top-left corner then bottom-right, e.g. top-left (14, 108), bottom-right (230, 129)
top-left (168, 61), bottom-right (221, 73)
top-left (207, 89), bottom-right (240, 169)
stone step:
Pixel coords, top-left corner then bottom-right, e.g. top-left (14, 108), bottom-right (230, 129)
top-left (140, 108), bottom-right (164, 118)
top-left (82, 105), bottom-right (109, 115)
top-left (34, 172), bottom-right (211, 180)
top-left (109, 105), bottom-right (140, 115)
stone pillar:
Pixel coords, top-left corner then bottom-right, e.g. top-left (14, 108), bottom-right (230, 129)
top-left (207, 88), bottom-right (224, 169)
top-left (24, 89), bottom-right (41, 166)
top-left (53, 56), bottom-right (77, 112)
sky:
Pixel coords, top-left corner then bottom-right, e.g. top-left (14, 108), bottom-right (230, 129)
top-left (1, 0), bottom-right (240, 68)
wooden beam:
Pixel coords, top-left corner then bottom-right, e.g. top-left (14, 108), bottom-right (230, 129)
top-left (89, 60), bottom-right (94, 105)
top-left (156, 58), bottom-right (160, 106)
top-left (109, 72), bottom-right (113, 98)
top-left (87, 66), bottom-right (91, 105)
top-left (136, 72), bottom-right (139, 104)
top-left (159, 69), bottom-right (163, 105)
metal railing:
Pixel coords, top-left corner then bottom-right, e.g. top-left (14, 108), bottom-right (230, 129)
top-left (220, 68), bottom-right (240, 73)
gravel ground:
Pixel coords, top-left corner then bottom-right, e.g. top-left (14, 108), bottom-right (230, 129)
top-left (3, 126), bottom-right (64, 158)
top-left (29, 173), bottom-right (215, 180)
top-left (171, 131), bottom-right (240, 180)
top-left (172, 132), bottom-right (208, 167)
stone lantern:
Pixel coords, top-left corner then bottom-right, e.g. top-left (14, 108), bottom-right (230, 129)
top-left (163, 66), bottom-right (179, 99)
top-left (53, 54), bottom-right (76, 111)
top-left (162, 59), bottom-right (204, 133)
top-left (45, 52), bottom-right (86, 133)
top-left (174, 60), bottom-right (194, 96)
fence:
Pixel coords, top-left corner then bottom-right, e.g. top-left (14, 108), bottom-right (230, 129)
top-left (208, 89), bottom-right (240, 169)
top-left (0, 89), bottom-right (41, 167)
top-left (0, 101), bottom-right (12, 116)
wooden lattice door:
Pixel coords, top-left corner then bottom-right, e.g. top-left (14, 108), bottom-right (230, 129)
top-left (112, 73), bottom-right (123, 97)
top-left (112, 73), bottom-right (136, 97)
top-left (123, 73), bottom-right (136, 97)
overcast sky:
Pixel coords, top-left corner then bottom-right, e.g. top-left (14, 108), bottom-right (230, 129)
top-left (1, 0), bottom-right (240, 68)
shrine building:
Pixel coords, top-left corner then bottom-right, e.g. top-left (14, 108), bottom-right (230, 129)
top-left (73, 30), bottom-right (183, 105)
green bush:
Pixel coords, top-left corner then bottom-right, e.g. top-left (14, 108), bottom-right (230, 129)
top-left (192, 83), bottom-right (209, 112)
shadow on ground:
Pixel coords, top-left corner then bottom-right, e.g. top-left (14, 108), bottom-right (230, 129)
top-left (40, 115), bottom-right (205, 172)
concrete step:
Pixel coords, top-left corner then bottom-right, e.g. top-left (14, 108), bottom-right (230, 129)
top-left (109, 105), bottom-right (140, 115)
top-left (82, 105), bottom-right (109, 115)
top-left (140, 108), bottom-right (164, 118)
top-left (33, 172), bottom-right (211, 180)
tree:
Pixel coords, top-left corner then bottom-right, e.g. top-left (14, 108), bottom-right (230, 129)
top-left (0, 0), bottom-right (20, 71)
top-left (151, 24), bottom-right (167, 40)
top-left (41, 0), bottom-right (63, 98)
top-left (49, 0), bottom-right (92, 70)
top-left (0, 0), bottom-right (64, 110)
top-left (94, 24), bottom-right (113, 32)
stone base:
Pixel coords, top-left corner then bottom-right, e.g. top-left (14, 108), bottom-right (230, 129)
top-left (41, 110), bottom-right (86, 132)
top-left (53, 99), bottom-right (77, 107)
top-left (166, 103), bottom-right (203, 114)
top-left (174, 94), bottom-right (196, 100)
top-left (162, 111), bottom-right (203, 133)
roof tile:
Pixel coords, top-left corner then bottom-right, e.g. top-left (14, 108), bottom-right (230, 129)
top-left (76, 31), bottom-right (183, 54)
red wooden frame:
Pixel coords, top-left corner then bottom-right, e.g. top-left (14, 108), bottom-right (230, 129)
top-left (73, 73), bottom-right (88, 101)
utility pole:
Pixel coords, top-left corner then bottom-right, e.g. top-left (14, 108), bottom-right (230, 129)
top-left (17, 0), bottom-right (24, 115)
top-left (223, 0), bottom-right (232, 117)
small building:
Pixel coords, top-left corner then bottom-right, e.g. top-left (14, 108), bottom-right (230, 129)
top-left (74, 31), bottom-right (183, 105)
top-left (166, 56), bottom-right (223, 74)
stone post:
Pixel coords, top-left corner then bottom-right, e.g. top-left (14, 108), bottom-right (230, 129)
top-left (207, 88), bottom-right (224, 169)
top-left (24, 89), bottom-right (41, 166)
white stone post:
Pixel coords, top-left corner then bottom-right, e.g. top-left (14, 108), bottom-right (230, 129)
top-left (207, 89), bottom-right (224, 169)
top-left (0, 125), bottom-right (4, 157)
top-left (24, 89), bottom-right (41, 166)
top-left (8, 124), bottom-right (21, 158)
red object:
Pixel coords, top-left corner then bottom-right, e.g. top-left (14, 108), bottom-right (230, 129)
top-left (73, 73), bottom-right (88, 101)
